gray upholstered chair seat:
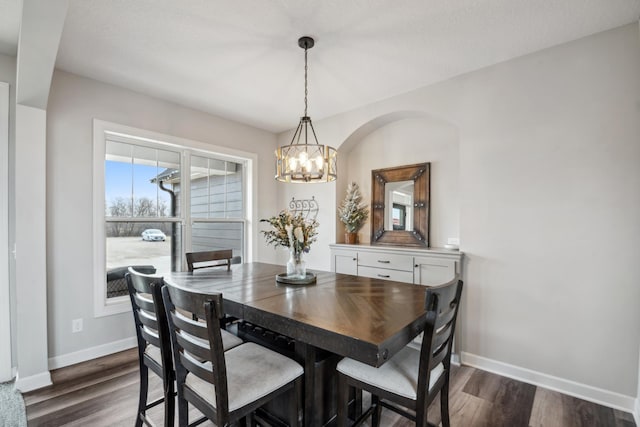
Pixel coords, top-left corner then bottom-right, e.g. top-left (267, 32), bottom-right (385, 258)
top-left (185, 342), bottom-right (303, 412)
top-left (145, 345), bottom-right (162, 365)
top-left (220, 329), bottom-right (244, 350)
top-left (336, 346), bottom-right (444, 400)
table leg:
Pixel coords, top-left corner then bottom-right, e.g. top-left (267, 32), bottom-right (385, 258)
top-left (295, 341), bottom-right (319, 427)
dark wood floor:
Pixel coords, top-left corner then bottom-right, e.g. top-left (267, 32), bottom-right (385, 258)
top-left (24, 348), bottom-right (635, 427)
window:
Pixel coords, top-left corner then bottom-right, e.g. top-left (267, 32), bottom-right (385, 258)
top-left (105, 140), bottom-right (182, 281)
top-left (94, 121), bottom-right (251, 316)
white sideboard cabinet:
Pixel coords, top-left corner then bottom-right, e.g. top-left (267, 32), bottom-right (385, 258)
top-left (329, 243), bottom-right (463, 286)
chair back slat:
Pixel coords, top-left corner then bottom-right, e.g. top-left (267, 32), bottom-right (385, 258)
top-left (180, 353), bottom-right (215, 383)
top-left (431, 321), bottom-right (453, 352)
top-left (176, 331), bottom-right (213, 361)
top-left (162, 285), bottom-right (231, 420)
top-left (434, 304), bottom-right (456, 331)
top-left (133, 292), bottom-right (156, 313)
top-left (172, 311), bottom-right (212, 341)
top-left (186, 249), bottom-right (233, 272)
top-left (429, 338), bottom-right (449, 369)
top-left (137, 307), bottom-right (158, 330)
top-left (141, 327), bottom-right (161, 349)
top-left (166, 284), bottom-right (225, 321)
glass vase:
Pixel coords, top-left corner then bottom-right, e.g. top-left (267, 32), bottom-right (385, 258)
top-left (287, 249), bottom-right (306, 279)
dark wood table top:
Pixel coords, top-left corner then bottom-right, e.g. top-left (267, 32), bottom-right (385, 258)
top-left (165, 262), bottom-right (428, 367)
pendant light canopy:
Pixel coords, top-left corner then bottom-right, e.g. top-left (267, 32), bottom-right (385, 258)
top-left (275, 36), bottom-right (337, 183)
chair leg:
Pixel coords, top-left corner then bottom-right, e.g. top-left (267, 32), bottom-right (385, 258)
top-left (164, 379), bottom-right (175, 427)
top-left (246, 411), bottom-right (256, 427)
top-left (336, 374), bottom-right (349, 427)
top-left (290, 377), bottom-right (303, 427)
top-left (177, 392), bottom-right (189, 427)
top-left (136, 364), bottom-right (149, 427)
top-left (440, 377), bottom-right (451, 427)
top-left (371, 395), bottom-right (382, 427)
top-left (354, 387), bottom-right (362, 419)
top-left (347, 386), bottom-right (362, 420)
top-left (415, 402), bottom-right (428, 427)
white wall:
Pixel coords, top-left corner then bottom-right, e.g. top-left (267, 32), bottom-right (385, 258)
top-left (46, 70), bottom-right (278, 360)
top-left (277, 24), bottom-right (640, 402)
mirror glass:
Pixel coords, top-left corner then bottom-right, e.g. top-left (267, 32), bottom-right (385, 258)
top-left (384, 180), bottom-right (414, 231)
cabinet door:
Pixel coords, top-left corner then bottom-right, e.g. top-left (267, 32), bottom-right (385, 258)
top-left (334, 253), bottom-right (358, 276)
top-left (413, 257), bottom-right (456, 286)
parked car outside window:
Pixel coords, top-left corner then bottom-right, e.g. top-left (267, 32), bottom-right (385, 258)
top-left (141, 229), bottom-right (166, 241)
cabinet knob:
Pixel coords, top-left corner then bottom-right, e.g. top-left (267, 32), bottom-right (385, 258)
top-left (377, 260), bottom-right (390, 264)
top-left (377, 274), bottom-right (390, 278)
top-left (352, 258), bottom-right (357, 261)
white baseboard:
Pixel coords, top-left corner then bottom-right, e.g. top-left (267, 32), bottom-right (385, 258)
top-left (48, 336), bottom-right (137, 370)
top-left (633, 396), bottom-right (639, 426)
top-left (461, 352), bottom-right (636, 414)
top-left (15, 371), bottom-right (52, 393)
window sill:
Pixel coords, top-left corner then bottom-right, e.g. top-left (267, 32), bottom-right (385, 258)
top-left (94, 296), bottom-right (131, 318)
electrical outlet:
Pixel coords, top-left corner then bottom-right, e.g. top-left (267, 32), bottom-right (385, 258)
top-left (72, 318), bottom-right (83, 333)
top-left (447, 237), bottom-right (460, 245)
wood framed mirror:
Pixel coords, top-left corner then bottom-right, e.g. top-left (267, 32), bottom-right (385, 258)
top-left (371, 163), bottom-right (430, 247)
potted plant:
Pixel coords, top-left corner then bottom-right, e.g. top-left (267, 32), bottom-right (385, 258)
top-left (337, 182), bottom-right (369, 244)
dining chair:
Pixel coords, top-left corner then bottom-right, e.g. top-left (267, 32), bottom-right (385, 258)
top-left (161, 284), bottom-right (304, 427)
top-left (126, 268), bottom-right (243, 427)
top-left (126, 267), bottom-right (176, 427)
top-left (185, 249), bottom-right (233, 272)
top-left (185, 249), bottom-right (239, 326)
top-left (335, 276), bottom-right (463, 427)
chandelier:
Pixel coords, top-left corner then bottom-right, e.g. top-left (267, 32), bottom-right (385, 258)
top-left (275, 36), bottom-right (337, 183)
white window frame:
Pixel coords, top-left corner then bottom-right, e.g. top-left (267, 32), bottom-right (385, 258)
top-left (93, 120), bottom-right (256, 317)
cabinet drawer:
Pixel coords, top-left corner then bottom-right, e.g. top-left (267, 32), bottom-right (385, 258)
top-left (357, 266), bottom-right (414, 283)
top-left (357, 251), bottom-right (413, 271)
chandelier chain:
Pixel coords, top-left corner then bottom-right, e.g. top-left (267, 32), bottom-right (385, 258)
top-left (304, 46), bottom-right (308, 117)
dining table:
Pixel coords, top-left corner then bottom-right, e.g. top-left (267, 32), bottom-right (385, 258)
top-left (165, 262), bottom-right (429, 427)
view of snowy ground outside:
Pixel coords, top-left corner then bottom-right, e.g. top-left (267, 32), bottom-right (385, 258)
top-left (106, 236), bottom-right (172, 275)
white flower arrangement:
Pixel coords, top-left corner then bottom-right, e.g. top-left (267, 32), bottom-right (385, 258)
top-left (260, 210), bottom-right (319, 256)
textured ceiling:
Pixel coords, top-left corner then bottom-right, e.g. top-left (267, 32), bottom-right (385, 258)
top-left (1, 0), bottom-right (639, 132)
